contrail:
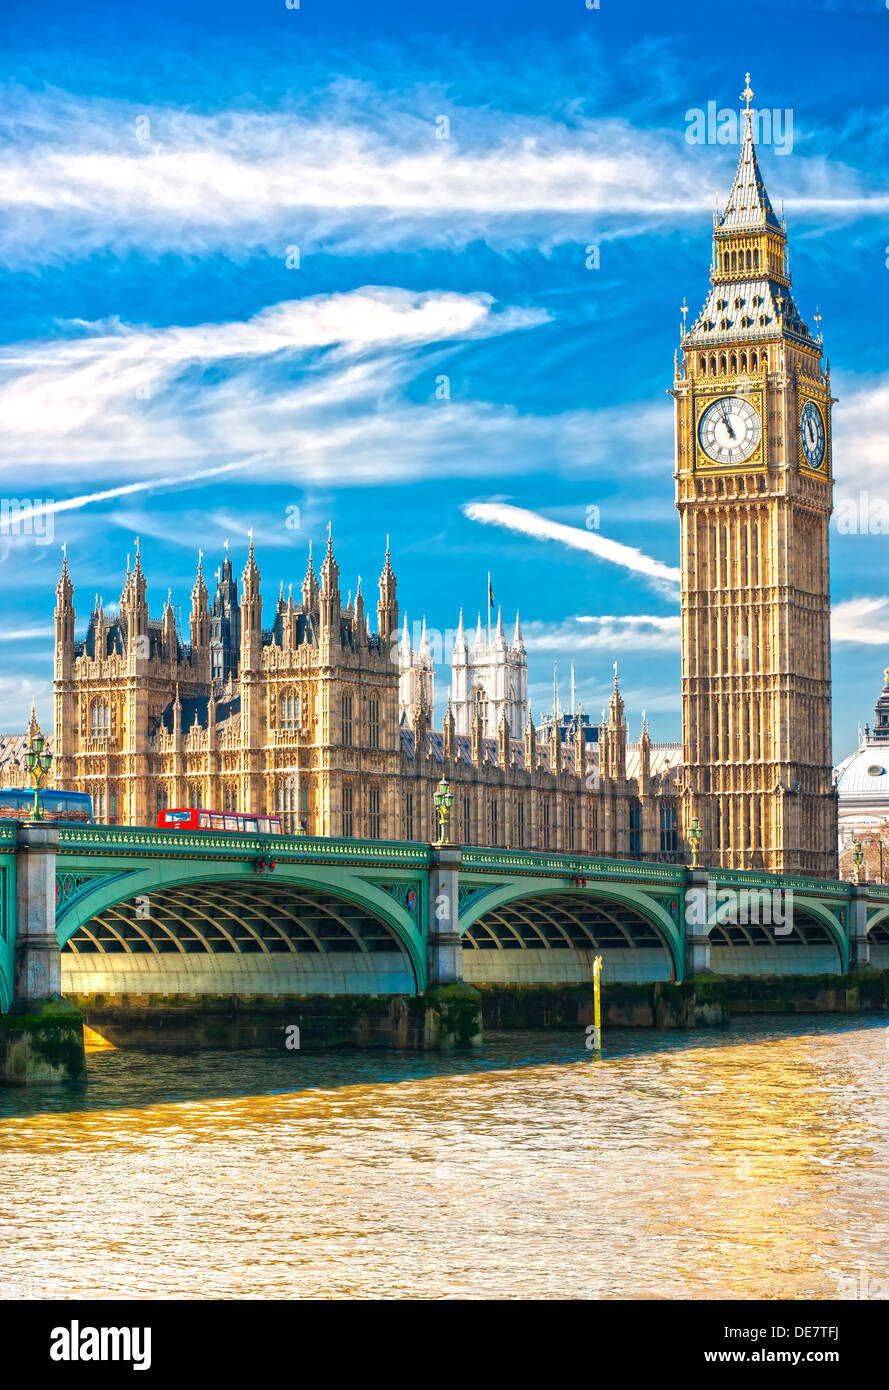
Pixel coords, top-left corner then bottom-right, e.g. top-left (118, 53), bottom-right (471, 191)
top-left (7, 461), bottom-right (249, 527)
top-left (463, 501), bottom-right (681, 590)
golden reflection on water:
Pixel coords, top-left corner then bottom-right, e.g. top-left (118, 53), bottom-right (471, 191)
top-left (1, 1019), bottom-right (888, 1300)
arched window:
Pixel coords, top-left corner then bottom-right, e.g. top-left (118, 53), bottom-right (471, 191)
top-left (224, 784), bottom-right (237, 812)
top-left (90, 699), bottom-right (110, 738)
top-left (741, 352), bottom-right (748, 372)
top-left (719, 352), bottom-right (728, 374)
top-left (709, 354), bottom-right (717, 375)
top-left (731, 251), bottom-right (737, 273)
top-left (279, 688), bottom-right (300, 731)
top-left (751, 350), bottom-right (758, 370)
top-left (723, 251), bottom-right (730, 273)
top-left (753, 248), bottom-right (759, 269)
top-left (699, 354), bottom-right (707, 375)
top-left (730, 352), bottom-right (738, 373)
top-left (746, 249), bottom-right (752, 269)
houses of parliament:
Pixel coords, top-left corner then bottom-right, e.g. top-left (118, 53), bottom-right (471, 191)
top-left (2, 81), bottom-right (839, 873)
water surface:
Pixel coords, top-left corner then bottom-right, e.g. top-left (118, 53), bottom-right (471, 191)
top-left (2, 1017), bottom-right (887, 1300)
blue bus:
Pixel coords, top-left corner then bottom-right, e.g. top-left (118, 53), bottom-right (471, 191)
top-left (0, 788), bottom-right (93, 823)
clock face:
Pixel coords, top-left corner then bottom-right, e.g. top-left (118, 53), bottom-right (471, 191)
top-left (800, 400), bottom-right (826, 470)
top-left (698, 396), bottom-right (761, 465)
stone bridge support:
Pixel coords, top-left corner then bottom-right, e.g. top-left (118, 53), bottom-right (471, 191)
top-left (0, 824), bottom-right (86, 1085)
top-left (850, 883), bottom-right (870, 968)
top-left (682, 867), bottom-right (711, 976)
top-left (427, 846), bottom-right (463, 986)
top-left (425, 845), bottom-right (482, 1047)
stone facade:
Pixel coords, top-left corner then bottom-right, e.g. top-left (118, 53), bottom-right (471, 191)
top-left (672, 97), bottom-right (837, 875)
top-left (23, 533), bottom-right (683, 858)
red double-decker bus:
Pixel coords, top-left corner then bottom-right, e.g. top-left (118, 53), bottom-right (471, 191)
top-left (157, 807), bottom-right (284, 834)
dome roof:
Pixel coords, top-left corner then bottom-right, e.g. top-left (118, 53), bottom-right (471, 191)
top-left (834, 746), bottom-right (889, 796)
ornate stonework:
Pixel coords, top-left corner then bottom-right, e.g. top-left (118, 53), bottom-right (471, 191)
top-left (35, 533), bottom-right (682, 859)
top-left (672, 86), bottom-right (837, 874)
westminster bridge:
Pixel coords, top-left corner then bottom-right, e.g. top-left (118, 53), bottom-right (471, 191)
top-left (1, 821), bottom-right (888, 1076)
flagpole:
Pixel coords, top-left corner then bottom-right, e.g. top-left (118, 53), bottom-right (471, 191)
top-left (487, 571), bottom-right (491, 645)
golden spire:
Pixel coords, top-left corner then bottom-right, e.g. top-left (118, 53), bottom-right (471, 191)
top-left (741, 72), bottom-right (754, 113)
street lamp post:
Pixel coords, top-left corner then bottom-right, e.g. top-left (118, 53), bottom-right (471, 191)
top-left (688, 814), bottom-right (702, 869)
top-left (433, 776), bottom-right (454, 845)
top-left (22, 728), bottom-right (53, 822)
top-left (853, 839), bottom-right (864, 884)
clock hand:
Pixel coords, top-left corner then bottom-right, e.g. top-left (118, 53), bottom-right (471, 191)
top-left (720, 402), bottom-right (737, 440)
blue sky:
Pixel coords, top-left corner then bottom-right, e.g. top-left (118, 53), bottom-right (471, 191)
top-left (1, 0), bottom-right (887, 759)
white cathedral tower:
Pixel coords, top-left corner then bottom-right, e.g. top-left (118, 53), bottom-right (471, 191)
top-left (451, 607), bottom-right (528, 740)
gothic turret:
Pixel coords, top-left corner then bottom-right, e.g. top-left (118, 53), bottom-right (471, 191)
top-left (240, 531), bottom-right (262, 673)
top-left (377, 536), bottom-right (398, 647)
top-left (189, 550), bottom-right (210, 656)
top-left (524, 710), bottom-right (536, 772)
top-left (54, 546), bottom-right (75, 657)
top-left (443, 692), bottom-right (455, 761)
top-left (162, 589), bottom-right (178, 664)
top-left (302, 542), bottom-right (320, 614)
top-left (319, 526), bottom-right (341, 647)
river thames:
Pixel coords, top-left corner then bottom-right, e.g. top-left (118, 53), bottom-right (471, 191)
top-left (2, 1016), bottom-right (888, 1301)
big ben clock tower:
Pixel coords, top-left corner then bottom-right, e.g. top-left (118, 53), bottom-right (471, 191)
top-left (673, 76), bottom-right (837, 875)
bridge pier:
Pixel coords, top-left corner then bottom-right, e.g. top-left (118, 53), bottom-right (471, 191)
top-left (427, 846), bottom-right (463, 986)
top-left (850, 883), bottom-right (870, 968)
top-left (0, 824), bottom-right (86, 1085)
top-left (682, 868), bottom-right (712, 976)
top-left (425, 846), bottom-right (482, 1047)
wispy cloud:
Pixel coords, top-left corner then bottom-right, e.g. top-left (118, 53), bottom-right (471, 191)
top-left (463, 501), bottom-right (681, 594)
top-left (1, 91), bottom-right (885, 266)
top-left (523, 613), bottom-right (681, 652)
top-left (831, 597), bottom-right (889, 645)
top-left (0, 287), bottom-right (545, 481)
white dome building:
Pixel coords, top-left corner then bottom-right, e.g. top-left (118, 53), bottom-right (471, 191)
top-left (834, 668), bottom-right (889, 852)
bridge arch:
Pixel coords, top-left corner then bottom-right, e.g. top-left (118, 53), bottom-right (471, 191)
top-left (865, 905), bottom-right (889, 970)
top-left (57, 862), bottom-right (425, 995)
top-left (458, 881), bottom-right (682, 984)
top-left (706, 894), bottom-right (848, 975)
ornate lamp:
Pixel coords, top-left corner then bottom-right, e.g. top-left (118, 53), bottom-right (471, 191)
top-left (853, 839), bottom-right (864, 884)
top-left (688, 814), bottom-right (702, 869)
top-left (433, 776), bottom-right (454, 845)
top-left (22, 725), bottom-right (53, 821)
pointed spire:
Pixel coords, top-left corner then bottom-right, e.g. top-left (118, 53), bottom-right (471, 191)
top-left (443, 690), bottom-right (455, 760)
top-left (512, 610), bottom-right (524, 650)
top-left (320, 522), bottom-right (339, 595)
top-left (474, 612), bottom-right (485, 650)
top-left (242, 527), bottom-right (260, 588)
top-left (379, 533), bottom-right (396, 588)
top-left (454, 608), bottom-right (467, 654)
top-left (400, 613), bottom-right (411, 654)
top-left (419, 615), bottom-right (431, 657)
top-left (303, 541), bottom-right (319, 610)
top-left (56, 543), bottom-right (73, 605)
top-left (717, 77), bottom-right (781, 233)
